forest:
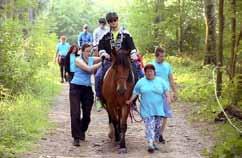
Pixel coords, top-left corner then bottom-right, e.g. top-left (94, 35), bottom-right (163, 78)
top-left (0, 0), bottom-right (241, 157)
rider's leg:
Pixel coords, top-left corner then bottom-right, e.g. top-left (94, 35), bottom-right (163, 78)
top-left (94, 67), bottom-right (103, 111)
top-left (94, 61), bottom-right (111, 111)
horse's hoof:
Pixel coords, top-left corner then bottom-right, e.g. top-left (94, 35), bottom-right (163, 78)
top-left (108, 133), bottom-right (113, 139)
top-left (118, 148), bottom-right (127, 154)
top-left (115, 141), bottom-right (120, 147)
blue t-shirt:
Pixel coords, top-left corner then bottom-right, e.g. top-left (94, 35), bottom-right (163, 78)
top-left (133, 77), bottom-right (168, 118)
top-left (70, 54), bottom-right (76, 72)
top-left (71, 56), bottom-right (94, 86)
top-left (56, 42), bottom-right (70, 56)
top-left (152, 61), bottom-right (172, 89)
top-left (78, 32), bottom-right (93, 47)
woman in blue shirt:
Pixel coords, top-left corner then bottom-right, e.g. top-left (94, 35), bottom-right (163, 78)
top-left (69, 43), bottom-right (110, 146)
top-left (56, 36), bottom-right (70, 83)
top-left (152, 47), bottom-right (177, 144)
top-left (126, 64), bottom-right (170, 153)
top-left (65, 44), bottom-right (79, 82)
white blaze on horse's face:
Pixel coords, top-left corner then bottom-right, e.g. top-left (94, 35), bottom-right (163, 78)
top-left (116, 65), bottom-right (129, 96)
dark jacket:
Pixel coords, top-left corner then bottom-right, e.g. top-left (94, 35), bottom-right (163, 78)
top-left (65, 52), bottom-right (79, 73)
top-left (98, 27), bottom-right (136, 56)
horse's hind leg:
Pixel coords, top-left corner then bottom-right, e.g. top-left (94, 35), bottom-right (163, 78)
top-left (119, 106), bottom-right (129, 154)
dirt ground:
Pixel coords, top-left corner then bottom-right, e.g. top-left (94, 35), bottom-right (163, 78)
top-left (19, 84), bottom-right (214, 158)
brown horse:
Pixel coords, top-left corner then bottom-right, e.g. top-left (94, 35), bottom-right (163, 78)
top-left (101, 48), bottom-right (135, 153)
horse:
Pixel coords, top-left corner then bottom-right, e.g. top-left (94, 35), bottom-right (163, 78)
top-left (101, 48), bottom-right (135, 154)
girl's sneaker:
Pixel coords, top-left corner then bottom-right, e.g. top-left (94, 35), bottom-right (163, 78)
top-left (147, 141), bottom-right (155, 153)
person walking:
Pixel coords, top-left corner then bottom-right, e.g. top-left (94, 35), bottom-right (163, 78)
top-left (152, 47), bottom-right (177, 144)
top-left (69, 43), bottom-right (110, 146)
top-left (126, 64), bottom-right (171, 153)
top-left (56, 35), bottom-right (70, 83)
top-left (77, 24), bottom-right (93, 48)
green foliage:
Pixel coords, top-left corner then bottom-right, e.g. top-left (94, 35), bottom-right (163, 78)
top-left (126, 0), bottom-right (205, 54)
top-left (166, 55), bottom-right (242, 157)
top-left (0, 65), bottom-right (61, 156)
top-left (126, 0), bottom-right (155, 53)
top-left (0, 14), bottom-right (57, 93)
top-left (0, 1), bottom-right (61, 156)
top-left (0, 19), bottom-right (32, 92)
top-left (49, 0), bottom-right (106, 44)
top-left (209, 124), bottom-right (242, 158)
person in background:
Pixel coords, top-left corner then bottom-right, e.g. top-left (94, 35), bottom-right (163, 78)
top-left (92, 18), bottom-right (108, 56)
top-left (136, 50), bottom-right (144, 69)
top-left (77, 24), bottom-right (93, 48)
top-left (131, 50), bottom-right (144, 79)
top-left (56, 35), bottom-right (70, 83)
top-left (69, 43), bottom-right (110, 146)
top-left (65, 44), bottom-right (79, 82)
top-left (151, 47), bottom-right (177, 144)
top-left (126, 64), bottom-right (170, 153)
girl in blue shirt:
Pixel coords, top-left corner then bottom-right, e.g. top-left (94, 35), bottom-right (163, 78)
top-left (126, 64), bottom-right (171, 153)
top-left (65, 44), bottom-right (79, 82)
top-left (153, 47), bottom-right (177, 144)
top-left (69, 43), bottom-right (110, 146)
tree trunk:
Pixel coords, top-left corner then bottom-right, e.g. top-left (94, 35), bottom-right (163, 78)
top-left (235, 25), bottom-right (242, 53)
top-left (153, 0), bottom-right (164, 46)
top-left (178, 0), bottom-right (184, 53)
top-left (233, 25), bottom-right (242, 106)
top-left (204, 0), bottom-right (216, 65)
top-left (216, 0), bottom-right (224, 97)
top-left (230, 0), bottom-right (237, 79)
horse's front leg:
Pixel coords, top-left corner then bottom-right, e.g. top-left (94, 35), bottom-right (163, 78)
top-left (107, 109), bottom-right (120, 144)
top-left (119, 105), bottom-right (129, 154)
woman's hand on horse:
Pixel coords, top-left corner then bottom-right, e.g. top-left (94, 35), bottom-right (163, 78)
top-left (125, 100), bottom-right (132, 105)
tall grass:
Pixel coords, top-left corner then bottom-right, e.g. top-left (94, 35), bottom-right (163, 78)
top-left (0, 64), bottom-right (61, 158)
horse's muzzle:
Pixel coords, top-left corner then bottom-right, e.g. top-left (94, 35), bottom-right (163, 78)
top-left (117, 87), bottom-right (127, 96)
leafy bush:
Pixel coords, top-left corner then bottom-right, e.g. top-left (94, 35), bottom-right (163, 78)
top-left (0, 12), bottom-right (61, 156)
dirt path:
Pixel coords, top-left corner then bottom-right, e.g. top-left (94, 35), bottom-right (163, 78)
top-left (19, 84), bottom-right (213, 158)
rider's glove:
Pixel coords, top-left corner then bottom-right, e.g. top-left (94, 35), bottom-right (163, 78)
top-left (100, 51), bottom-right (110, 60)
top-left (130, 49), bottom-right (138, 60)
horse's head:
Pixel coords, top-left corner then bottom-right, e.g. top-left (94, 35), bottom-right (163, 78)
top-left (112, 49), bottom-right (133, 96)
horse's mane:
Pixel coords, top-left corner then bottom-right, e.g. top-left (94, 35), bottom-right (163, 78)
top-left (112, 49), bottom-right (133, 83)
top-left (113, 49), bottom-right (131, 69)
